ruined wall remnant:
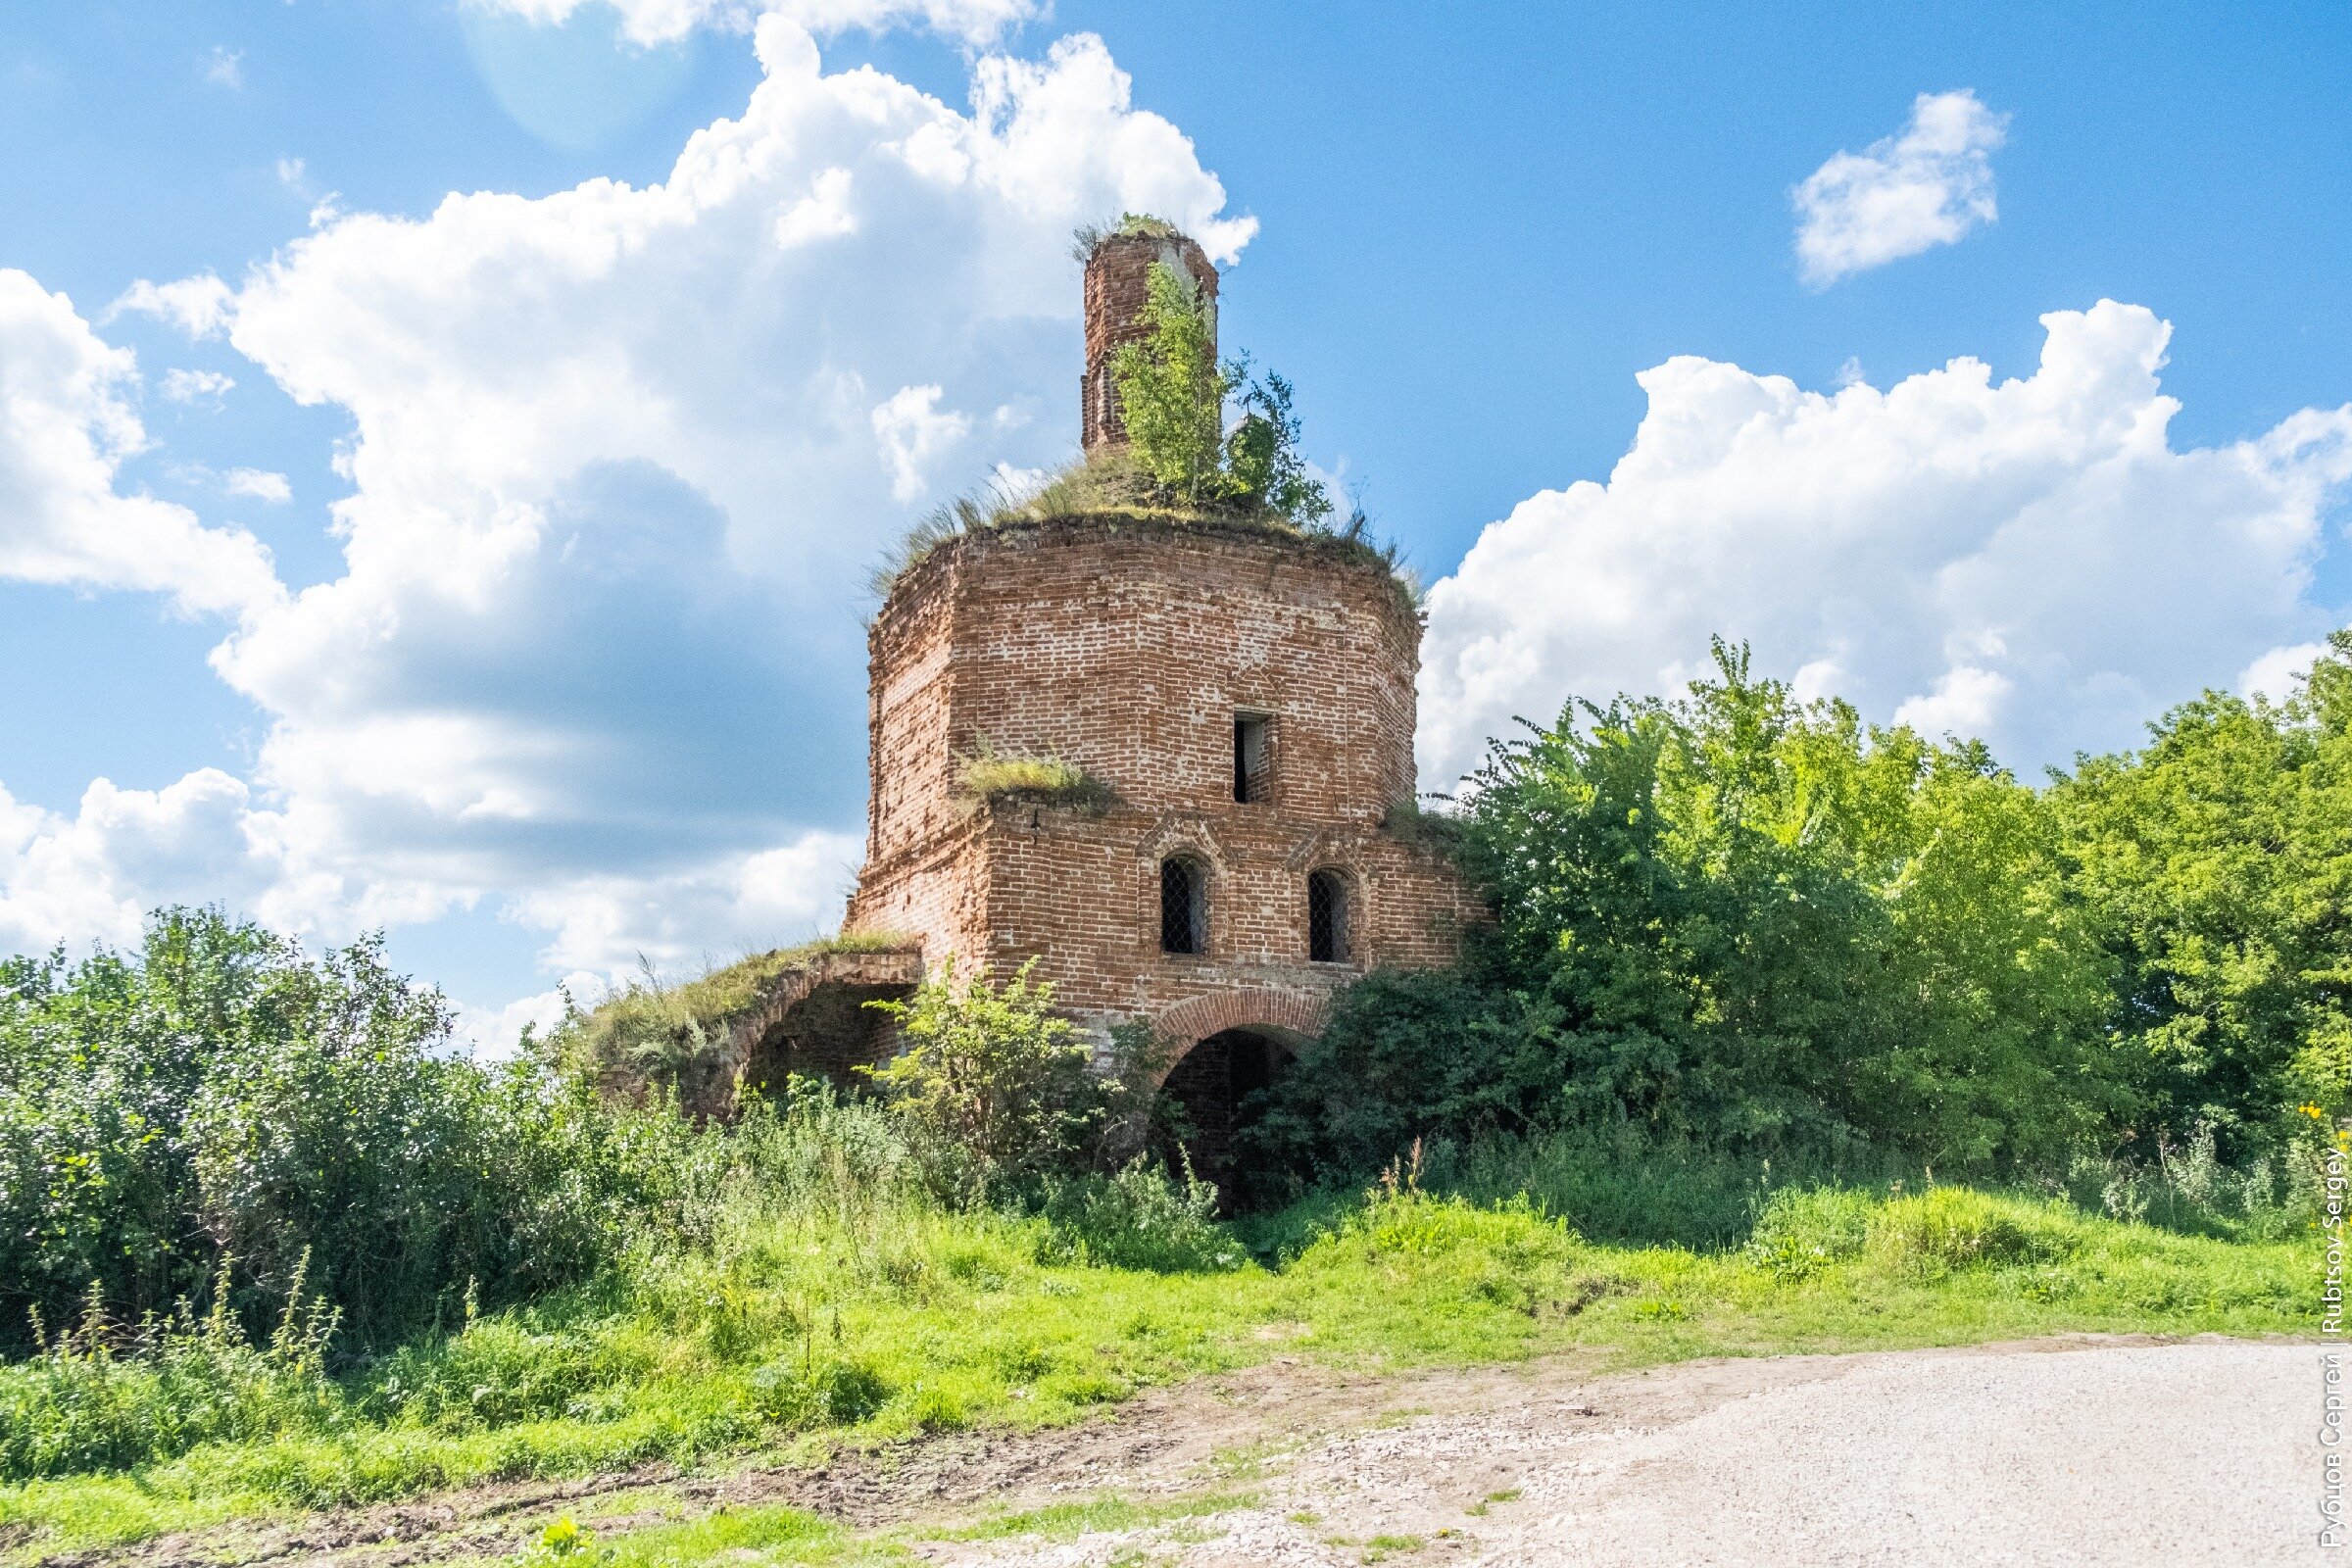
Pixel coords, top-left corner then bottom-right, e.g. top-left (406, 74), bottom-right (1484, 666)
top-left (1079, 226), bottom-right (1220, 454)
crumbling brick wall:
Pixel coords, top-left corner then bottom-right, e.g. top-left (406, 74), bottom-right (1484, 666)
top-left (846, 515), bottom-right (1481, 1054)
top-left (1079, 229), bottom-right (1219, 454)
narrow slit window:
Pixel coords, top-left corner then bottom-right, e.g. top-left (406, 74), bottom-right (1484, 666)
top-left (1233, 714), bottom-right (1270, 804)
top-left (1160, 856), bottom-right (1205, 955)
top-left (1307, 868), bottom-right (1350, 963)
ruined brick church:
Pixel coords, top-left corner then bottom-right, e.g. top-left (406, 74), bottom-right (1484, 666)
top-left (729, 226), bottom-right (1476, 1182)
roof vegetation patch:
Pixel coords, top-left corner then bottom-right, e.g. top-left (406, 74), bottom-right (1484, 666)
top-left (1069, 211), bottom-right (1186, 261)
top-left (868, 447), bottom-right (1421, 612)
top-left (956, 740), bottom-right (1116, 813)
top-left (553, 931), bottom-right (913, 1098)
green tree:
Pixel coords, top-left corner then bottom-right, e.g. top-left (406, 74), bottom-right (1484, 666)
top-left (2050, 629), bottom-right (2352, 1159)
top-left (1106, 262), bottom-right (1230, 503)
top-left (1106, 259), bottom-right (1332, 523)
top-left (1225, 368), bottom-right (1334, 525)
top-left (862, 959), bottom-right (1109, 1203)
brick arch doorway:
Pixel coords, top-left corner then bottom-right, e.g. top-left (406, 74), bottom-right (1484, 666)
top-left (1145, 989), bottom-right (1330, 1208)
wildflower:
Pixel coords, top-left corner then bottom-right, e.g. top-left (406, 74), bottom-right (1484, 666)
top-left (537, 1518), bottom-right (586, 1559)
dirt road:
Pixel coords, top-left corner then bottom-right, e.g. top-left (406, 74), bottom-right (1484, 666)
top-left (925, 1337), bottom-right (2324, 1567)
top-left (59, 1336), bottom-right (2323, 1568)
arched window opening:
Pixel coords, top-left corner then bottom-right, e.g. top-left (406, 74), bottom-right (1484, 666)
top-left (1307, 868), bottom-right (1350, 963)
top-left (1160, 856), bottom-right (1206, 955)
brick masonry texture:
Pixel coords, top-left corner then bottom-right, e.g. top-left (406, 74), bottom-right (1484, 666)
top-left (1080, 230), bottom-right (1218, 454)
top-left (845, 514), bottom-right (1480, 1063)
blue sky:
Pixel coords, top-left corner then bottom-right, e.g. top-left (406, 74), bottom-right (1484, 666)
top-left (2, 0), bottom-right (2347, 1038)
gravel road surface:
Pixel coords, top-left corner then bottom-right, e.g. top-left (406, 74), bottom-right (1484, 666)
top-left (932, 1338), bottom-right (2326, 1567)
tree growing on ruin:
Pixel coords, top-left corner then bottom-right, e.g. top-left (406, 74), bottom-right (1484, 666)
top-left (1108, 261), bottom-right (1332, 524)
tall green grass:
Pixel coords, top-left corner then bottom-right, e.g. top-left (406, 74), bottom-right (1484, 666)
top-left (0, 1116), bottom-right (2314, 1559)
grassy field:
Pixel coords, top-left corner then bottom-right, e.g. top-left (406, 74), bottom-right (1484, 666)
top-left (0, 1179), bottom-right (2311, 1564)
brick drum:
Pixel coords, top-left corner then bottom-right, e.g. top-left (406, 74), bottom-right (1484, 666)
top-left (844, 514), bottom-right (1481, 1168)
top-left (1079, 227), bottom-right (1218, 453)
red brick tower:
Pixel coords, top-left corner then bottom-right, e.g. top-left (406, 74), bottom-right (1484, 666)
top-left (841, 227), bottom-right (1477, 1184)
top-left (1078, 224), bottom-right (1218, 454)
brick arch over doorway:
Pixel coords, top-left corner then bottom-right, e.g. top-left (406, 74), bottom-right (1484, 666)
top-left (1147, 987), bottom-right (1330, 1206)
top-left (1145, 987), bottom-right (1331, 1078)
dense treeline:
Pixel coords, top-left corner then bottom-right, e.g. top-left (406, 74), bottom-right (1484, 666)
top-left (1252, 634), bottom-right (2349, 1193)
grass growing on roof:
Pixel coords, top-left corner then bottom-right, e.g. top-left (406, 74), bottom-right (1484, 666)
top-left (956, 742), bottom-right (1115, 812)
top-left (1069, 211), bottom-right (1189, 260)
top-left (556, 932), bottom-right (912, 1103)
top-left (865, 447), bottom-right (1418, 614)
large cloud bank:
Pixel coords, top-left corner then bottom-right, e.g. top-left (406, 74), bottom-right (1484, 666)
top-left (1419, 300), bottom-right (2352, 787)
top-left (3, 17), bottom-right (1251, 986)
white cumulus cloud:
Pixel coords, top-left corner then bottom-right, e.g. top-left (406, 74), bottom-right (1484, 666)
top-left (0, 773), bottom-right (293, 956)
top-left (2239, 640), bottom-right (2331, 707)
top-left (508, 829), bottom-right (865, 976)
top-left (0, 270), bottom-right (280, 618)
top-left (453, 970), bottom-right (611, 1058)
top-left (1793, 90), bottom-right (2007, 285)
top-left (1419, 300), bottom-right (2352, 786)
top-left (222, 466), bottom-right (293, 503)
top-left (871, 383), bottom-right (971, 500)
top-left (112, 273), bottom-right (236, 339)
top-left (1, 22), bottom-right (1251, 1018)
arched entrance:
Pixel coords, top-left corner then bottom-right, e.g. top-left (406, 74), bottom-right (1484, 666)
top-left (1144, 989), bottom-right (1331, 1208)
top-left (1153, 1028), bottom-right (1293, 1201)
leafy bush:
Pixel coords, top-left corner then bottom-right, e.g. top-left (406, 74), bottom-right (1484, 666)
top-left (747, 1353), bottom-right (891, 1430)
top-left (1236, 969), bottom-right (1566, 1204)
top-left (363, 1315), bottom-right (619, 1432)
top-left (2062, 1120), bottom-right (2323, 1243)
top-left (1414, 1127), bottom-right (1875, 1250)
top-left (1287, 1187), bottom-right (1584, 1318)
top-left (862, 960), bottom-right (1121, 1204)
top-left (0, 1267), bottom-right (341, 1481)
top-left (1743, 1186), bottom-right (1876, 1278)
top-left (0, 911), bottom-right (702, 1360)
top-left (1041, 1158), bottom-right (1239, 1272)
